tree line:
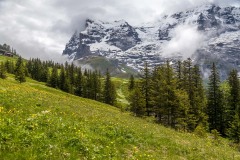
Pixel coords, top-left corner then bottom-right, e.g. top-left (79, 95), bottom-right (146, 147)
top-left (0, 57), bottom-right (116, 106)
top-left (128, 58), bottom-right (240, 143)
top-left (1, 56), bottom-right (240, 143)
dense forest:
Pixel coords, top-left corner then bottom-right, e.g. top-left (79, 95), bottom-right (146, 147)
top-left (128, 59), bottom-right (240, 143)
top-left (0, 57), bottom-right (116, 105)
top-left (1, 56), bottom-right (240, 143)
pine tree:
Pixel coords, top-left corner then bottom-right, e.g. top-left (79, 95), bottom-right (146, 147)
top-left (207, 63), bottom-right (223, 133)
top-left (75, 67), bottom-right (83, 96)
top-left (129, 83), bottom-right (145, 116)
top-left (103, 69), bottom-right (116, 105)
top-left (47, 66), bottom-right (58, 88)
top-left (5, 60), bottom-right (15, 74)
top-left (151, 62), bottom-right (190, 129)
top-left (92, 71), bottom-right (101, 100)
top-left (176, 60), bottom-right (183, 89)
top-left (96, 71), bottom-right (102, 101)
top-left (41, 67), bottom-right (49, 82)
top-left (59, 66), bottom-right (67, 91)
top-left (0, 62), bottom-right (7, 79)
top-left (15, 56), bottom-right (26, 83)
top-left (68, 63), bottom-right (75, 85)
top-left (128, 75), bottom-right (135, 91)
top-left (227, 113), bottom-right (240, 143)
top-left (228, 69), bottom-right (240, 117)
top-left (227, 69), bottom-right (240, 138)
top-left (178, 59), bottom-right (207, 131)
top-left (82, 75), bottom-right (88, 98)
top-left (190, 65), bottom-right (208, 129)
top-left (141, 62), bottom-right (151, 116)
top-left (174, 89), bottom-right (190, 131)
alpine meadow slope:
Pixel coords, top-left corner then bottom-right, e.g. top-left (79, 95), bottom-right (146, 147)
top-left (0, 73), bottom-right (239, 159)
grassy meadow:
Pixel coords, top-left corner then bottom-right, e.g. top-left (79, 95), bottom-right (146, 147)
top-left (0, 74), bottom-right (239, 159)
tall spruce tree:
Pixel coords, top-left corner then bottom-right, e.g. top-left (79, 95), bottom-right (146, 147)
top-left (227, 69), bottom-right (240, 140)
top-left (75, 67), bottom-right (83, 96)
top-left (151, 63), bottom-right (190, 129)
top-left (59, 66), bottom-right (69, 92)
top-left (5, 60), bottom-right (15, 74)
top-left (228, 69), bottom-right (240, 116)
top-left (179, 59), bottom-right (207, 131)
top-left (227, 113), bottom-right (240, 143)
top-left (207, 63), bottom-right (223, 133)
top-left (15, 56), bottom-right (26, 83)
top-left (103, 69), bottom-right (116, 105)
top-left (191, 65), bottom-right (208, 129)
top-left (176, 60), bottom-right (183, 89)
top-left (47, 66), bottom-right (58, 88)
top-left (128, 75), bottom-right (135, 91)
top-left (141, 62), bottom-right (151, 116)
top-left (129, 83), bottom-right (145, 116)
top-left (0, 62), bottom-right (7, 79)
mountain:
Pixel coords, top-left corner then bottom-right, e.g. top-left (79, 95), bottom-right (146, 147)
top-left (63, 4), bottom-right (240, 79)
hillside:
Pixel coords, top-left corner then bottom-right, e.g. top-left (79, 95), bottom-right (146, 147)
top-left (0, 75), bottom-right (239, 159)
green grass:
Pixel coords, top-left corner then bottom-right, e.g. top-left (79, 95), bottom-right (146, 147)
top-left (0, 75), bottom-right (240, 159)
top-left (113, 77), bottom-right (130, 109)
top-left (0, 55), bottom-right (18, 62)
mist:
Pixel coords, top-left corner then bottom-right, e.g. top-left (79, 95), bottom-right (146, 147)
top-left (162, 24), bottom-right (206, 59)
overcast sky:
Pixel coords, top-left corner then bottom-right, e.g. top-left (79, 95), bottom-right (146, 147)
top-left (0, 0), bottom-right (239, 61)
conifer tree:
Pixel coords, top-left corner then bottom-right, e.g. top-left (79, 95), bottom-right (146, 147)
top-left (128, 75), bottom-right (135, 91)
top-left (92, 71), bottom-right (101, 100)
top-left (68, 63), bottom-right (75, 85)
top-left (103, 69), bottom-right (116, 105)
top-left (227, 113), bottom-right (240, 143)
top-left (178, 59), bottom-right (207, 131)
top-left (0, 62), bottom-right (7, 79)
top-left (129, 83), bottom-right (145, 116)
top-left (59, 66), bottom-right (67, 91)
top-left (96, 71), bottom-right (102, 101)
top-left (15, 56), bottom-right (26, 83)
top-left (228, 69), bottom-right (240, 117)
top-left (47, 66), bottom-right (58, 88)
top-left (227, 69), bottom-right (240, 138)
top-left (75, 67), bottom-right (83, 96)
top-left (151, 65), bottom-right (169, 124)
top-left (190, 65), bottom-right (208, 130)
top-left (141, 62), bottom-right (151, 116)
top-left (174, 89), bottom-right (190, 130)
top-left (5, 60), bottom-right (15, 74)
top-left (82, 75), bottom-right (88, 98)
top-left (151, 62), bottom-right (190, 129)
top-left (207, 62), bottom-right (223, 133)
top-left (41, 67), bottom-right (49, 82)
top-left (176, 60), bottom-right (183, 89)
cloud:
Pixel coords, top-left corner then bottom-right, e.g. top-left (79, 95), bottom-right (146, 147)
top-left (0, 0), bottom-right (239, 61)
top-left (162, 24), bottom-right (206, 59)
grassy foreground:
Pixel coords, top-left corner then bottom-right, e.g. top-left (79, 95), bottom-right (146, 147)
top-left (0, 75), bottom-right (240, 159)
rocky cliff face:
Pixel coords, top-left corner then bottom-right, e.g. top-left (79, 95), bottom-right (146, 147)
top-left (63, 4), bottom-right (240, 79)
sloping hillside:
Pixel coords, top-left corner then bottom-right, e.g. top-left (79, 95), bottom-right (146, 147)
top-left (0, 75), bottom-right (239, 159)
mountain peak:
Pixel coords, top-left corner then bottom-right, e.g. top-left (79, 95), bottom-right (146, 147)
top-left (63, 4), bottom-right (240, 79)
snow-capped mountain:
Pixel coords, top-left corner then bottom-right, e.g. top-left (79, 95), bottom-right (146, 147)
top-left (63, 4), bottom-right (240, 79)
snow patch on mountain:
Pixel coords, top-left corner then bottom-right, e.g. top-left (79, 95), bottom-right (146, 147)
top-left (62, 4), bottom-right (240, 78)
